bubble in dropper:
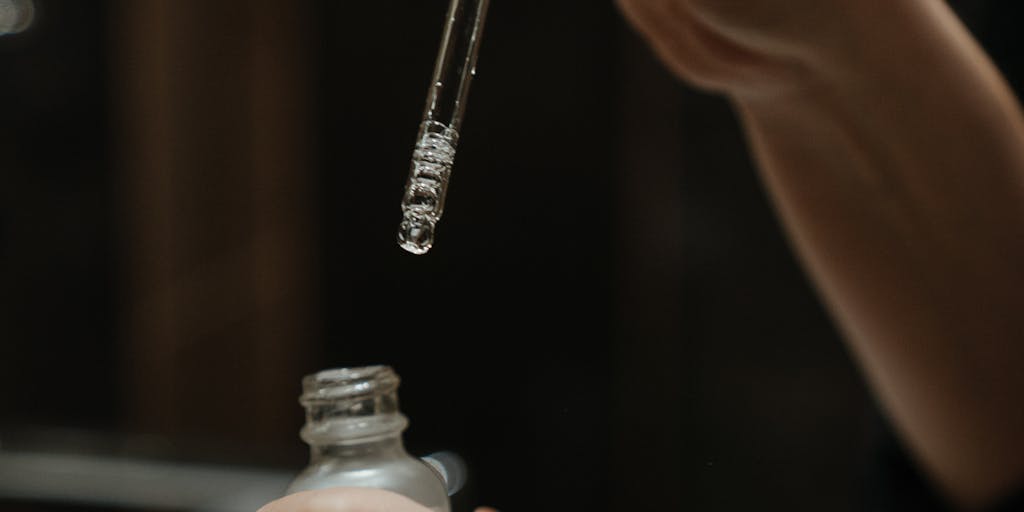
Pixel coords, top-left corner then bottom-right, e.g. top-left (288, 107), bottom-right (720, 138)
top-left (398, 124), bottom-right (457, 255)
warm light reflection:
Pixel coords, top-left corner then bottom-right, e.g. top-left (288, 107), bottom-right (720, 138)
top-left (0, 0), bottom-right (34, 36)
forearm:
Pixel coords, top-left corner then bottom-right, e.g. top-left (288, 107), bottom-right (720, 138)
top-left (732, 1), bottom-right (1024, 508)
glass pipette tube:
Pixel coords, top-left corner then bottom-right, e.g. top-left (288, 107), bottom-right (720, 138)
top-left (398, 0), bottom-right (490, 255)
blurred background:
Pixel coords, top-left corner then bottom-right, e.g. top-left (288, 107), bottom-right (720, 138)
top-left (0, 1), bottom-right (1020, 511)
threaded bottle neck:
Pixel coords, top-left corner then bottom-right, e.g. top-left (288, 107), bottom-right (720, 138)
top-left (299, 366), bottom-right (409, 446)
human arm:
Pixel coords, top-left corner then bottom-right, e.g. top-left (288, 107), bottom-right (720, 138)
top-left (615, 0), bottom-right (1024, 509)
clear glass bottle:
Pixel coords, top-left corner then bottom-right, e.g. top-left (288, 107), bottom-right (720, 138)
top-left (287, 366), bottom-right (451, 512)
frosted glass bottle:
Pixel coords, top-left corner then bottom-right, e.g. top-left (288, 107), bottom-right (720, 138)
top-left (287, 366), bottom-right (451, 512)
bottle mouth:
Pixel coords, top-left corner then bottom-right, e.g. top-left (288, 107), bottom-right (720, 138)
top-left (300, 365), bottom-right (400, 405)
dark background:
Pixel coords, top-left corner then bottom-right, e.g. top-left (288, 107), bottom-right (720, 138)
top-left (1, 1), bottom-right (1020, 511)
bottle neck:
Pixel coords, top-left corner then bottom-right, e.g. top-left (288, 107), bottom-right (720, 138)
top-left (309, 434), bottom-right (408, 462)
top-left (300, 411), bottom-right (409, 445)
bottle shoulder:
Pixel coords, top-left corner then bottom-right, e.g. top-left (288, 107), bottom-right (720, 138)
top-left (288, 455), bottom-right (449, 512)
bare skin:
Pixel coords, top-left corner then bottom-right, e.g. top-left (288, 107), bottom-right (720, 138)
top-left (258, 489), bottom-right (434, 512)
top-left (262, 1), bottom-right (1024, 511)
top-left (258, 488), bottom-right (497, 512)
top-left (617, 0), bottom-right (1024, 509)
top-left (258, 488), bottom-right (498, 512)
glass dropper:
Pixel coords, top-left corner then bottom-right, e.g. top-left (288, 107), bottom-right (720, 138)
top-left (398, 0), bottom-right (490, 255)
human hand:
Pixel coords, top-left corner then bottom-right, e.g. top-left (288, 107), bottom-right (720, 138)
top-left (258, 488), bottom-right (498, 512)
top-left (614, 0), bottom-right (866, 97)
top-left (619, 1), bottom-right (1024, 509)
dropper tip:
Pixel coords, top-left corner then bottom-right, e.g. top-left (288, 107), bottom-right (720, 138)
top-left (398, 217), bottom-right (435, 255)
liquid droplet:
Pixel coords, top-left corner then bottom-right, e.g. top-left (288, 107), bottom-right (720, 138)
top-left (398, 216), bottom-right (435, 255)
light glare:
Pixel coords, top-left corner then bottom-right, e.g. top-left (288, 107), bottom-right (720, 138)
top-left (0, 0), bottom-right (34, 36)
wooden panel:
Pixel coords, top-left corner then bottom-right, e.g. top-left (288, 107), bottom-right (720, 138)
top-left (111, 0), bottom-right (319, 447)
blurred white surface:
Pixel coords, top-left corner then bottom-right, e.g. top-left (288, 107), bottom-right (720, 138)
top-left (0, 450), bottom-right (294, 511)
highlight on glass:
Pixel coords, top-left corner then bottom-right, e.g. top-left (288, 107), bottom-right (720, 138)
top-left (0, 0), bottom-right (34, 36)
